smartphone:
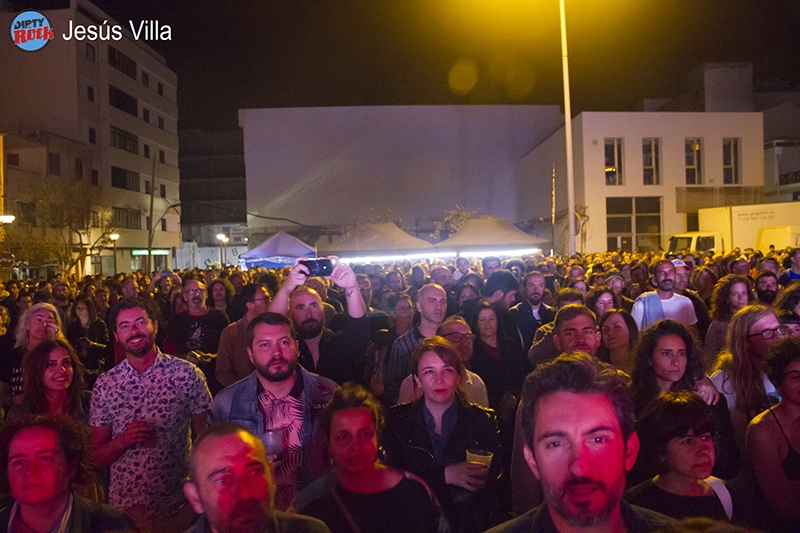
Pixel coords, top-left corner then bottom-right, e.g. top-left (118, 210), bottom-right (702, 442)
top-left (298, 259), bottom-right (334, 277)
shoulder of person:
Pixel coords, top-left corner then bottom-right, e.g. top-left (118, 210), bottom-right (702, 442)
top-left (302, 368), bottom-right (338, 401)
top-left (460, 394), bottom-right (496, 421)
top-left (272, 510), bottom-right (332, 533)
top-left (73, 495), bottom-right (138, 531)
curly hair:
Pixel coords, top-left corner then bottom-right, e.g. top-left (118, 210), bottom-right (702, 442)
top-left (775, 281), bottom-right (800, 315)
top-left (630, 320), bottom-right (704, 416)
top-left (585, 286), bottom-right (620, 316)
top-left (208, 278), bottom-right (235, 306)
top-left (22, 339), bottom-right (86, 416)
top-left (710, 274), bottom-right (753, 321)
top-left (0, 414), bottom-right (95, 493)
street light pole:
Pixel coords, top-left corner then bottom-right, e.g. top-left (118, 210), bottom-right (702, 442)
top-left (559, 0), bottom-right (577, 256)
top-left (216, 233), bottom-right (227, 267)
top-left (109, 233), bottom-right (119, 274)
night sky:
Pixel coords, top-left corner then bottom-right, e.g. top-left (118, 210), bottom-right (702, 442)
top-left (25, 1), bottom-right (800, 128)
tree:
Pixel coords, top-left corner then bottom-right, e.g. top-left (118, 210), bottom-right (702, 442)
top-left (430, 204), bottom-right (480, 241)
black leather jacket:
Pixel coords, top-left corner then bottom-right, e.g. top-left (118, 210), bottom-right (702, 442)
top-left (383, 393), bottom-right (501, 533)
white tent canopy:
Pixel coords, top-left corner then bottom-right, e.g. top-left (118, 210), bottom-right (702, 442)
top-left (319, 222), bottom-right (434, 257)
top-left (436, 218), bottom-right (548, 254)
top-left (239, 231), bottom-right (315, 268)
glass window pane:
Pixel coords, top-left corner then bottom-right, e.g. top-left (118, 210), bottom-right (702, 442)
top-left (636, 235), bottom-right (661, 252)
top-left (635, 197), bottom-right (661, 214)
top-left (636, 215), bottom-right (661, 234)
top-left (606, 197), bottom-right (632, 214)
top-left (607, 217), bottom-right (632, 233)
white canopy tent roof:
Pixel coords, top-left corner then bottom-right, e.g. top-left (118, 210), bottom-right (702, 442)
top-left (318, 223), bottom-right (434, 261)
top-left (435, 218), bottom-right (549, 255)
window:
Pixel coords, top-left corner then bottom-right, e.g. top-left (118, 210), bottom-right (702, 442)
top-left (157, 82), bottom-right (164, 96)
top-left (158, 116), bottom-right (164, 130)
top-left (159, 150), bottom-right (165, 163)
top-left (642, 138), bottom-right (660, 185)
top-left (160, 184), bottom-right (166, 198)
top-left (109, 126), bottom-right (139, 154)
top-left (143, 144), bottom-right (150, 159)
top-left (142, 71), bottom-right (149, 88)
top-left (723, 138), bottom-right (740, 184)
top-left (85, 43), bottom-right (95, 62)
top-left (113, 207), bottom-right (141, 229)
top-left (91, 170), bottom-right (99, 186)
top-left (91, 211), bottom-right (100, 227)
top-left (686, 213), bottom-right (699, 232)
top-left (16, 201), bottom-right (36, 226)
top-left (109, 85), bottom-right (138, 117)
top-left (108, 45), bottom-right (137, 80)
top-left (87, 85), bottom-right (94, 102)
top-left (145, 180), bottom-right (151, 194)
top-left (146, 216), bottom-right (151, 229)
top-left (142, 108), bottom-right (149, 123)
top-left (75, 158), bottom-right (84, 180)
top-left (88, 127), bottom-right (96, 144)
top-left (606, 196), bottom-right (661, 253)
top-left (604, 138), bottom-right (623, 185)
top-left (7, 153), bottom-right (19, 166)
top-left (161, 218), bottom-right (167, 231)
top-left (111, 166), bottom-right (140, 192)
top-left (48, 152), bottom-right (61, 176)
top-left (685, 138), bottom-right (703, 184)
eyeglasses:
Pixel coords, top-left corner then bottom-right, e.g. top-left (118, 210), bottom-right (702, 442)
top-left (442, 332), bottom-right (475, 343)
top-left (749, 325), bottom-right (791, 340)
top-left (186, 288), bottom-right (206, 295)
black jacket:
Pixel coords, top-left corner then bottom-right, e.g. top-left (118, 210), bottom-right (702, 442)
top-left (0, 494), bottom-right (137, 533)
top-left (383, 394), bottom-right (501, 533)
top-left (509, 302), bottom-right (555, 354)
top-left (298, 315), bottom-right (370, 386)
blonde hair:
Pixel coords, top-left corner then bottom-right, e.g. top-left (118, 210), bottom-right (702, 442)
top-left (14, 303), bottom-right (66, 349)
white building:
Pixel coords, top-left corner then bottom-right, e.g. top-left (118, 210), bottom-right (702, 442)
top-left (515, 111), bottom-right (764, 254)
top-left (0, 0), bottom-right (180, 275)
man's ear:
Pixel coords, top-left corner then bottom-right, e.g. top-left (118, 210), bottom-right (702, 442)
top-left (624, 431), bottom-right (640, 471)
top-left (522, 445), bottom-right (541, 480)
top-left (183, 482), bottom-right (205, 515)
top-left (247, 346), bottom-right (255, 365)
top-left (553, 333), bottom-right (562, 351)
top-left (492, 289), bottom-right (504, 302)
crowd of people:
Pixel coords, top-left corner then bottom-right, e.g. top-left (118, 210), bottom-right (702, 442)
top-left (1, 245), bottom-right (800, 532)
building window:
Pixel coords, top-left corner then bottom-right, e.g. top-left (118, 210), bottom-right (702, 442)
top-left (685, 138), bottom-right (703, 184)
top-left (86, 43), bottom-right (95, 62)
top-left (109, 85), bottom-right (138, 117)
top-left (48, 152), bottom-right (61, 176)
top-left (16, 201), bottom-right (36, 226)
top-left (143, 144), bottom-right (150, 159)
top-left (87, 85), bottom-right (94, 102)
top-left (146, 216), bottom-right (151, 229)
top-left (7, 153), bottom-right (19, 166)
top-left (158, 116), bottom-right (165, 130)
top-left (142, 108), bottom-right (149, 123)
top-left (110, 126), bottom-right (139, 154)
top-left (723, 138), bottom-right (740, 184)
top-left (686, 213), bottom-right (699, 232)
top-left (606, 197), bottom-right (661, 253)
top-left (75, 158), bottom-right (84, 180)
top-left (91, 170), bottom-right (99, 186)
top-left (91, 211), bottom-right (100, 227)
top-left (145, 180), bottom-right (151, 194)
top-left (642, 138), bottom-right (660, 185)
top-left (161, 218), bottom-right (167, 232)
top-left (160, 184), bottom-right (166, 198)
top-left (108, 45), bottom-right (137, 80)
top-left (157, 82), bottom-right (164, 96)
top-left (111, 166), bottom-right (140, 192)
top-left (159, 150), bottom-right (165, 163)
top-left (142, 71), bottom-right (149, 88)
top-left (88, 127), bottom-right (96, 144)
top-left (113, 207), bottom-right (141, 229)
top-left (604, 138), bottom-right (623, 185)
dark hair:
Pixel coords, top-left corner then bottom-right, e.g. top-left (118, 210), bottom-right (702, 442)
top-left (553, 304), bottom-right (596, 336)
top-left (241, 283), bottom-right (270, 303)
top-left (521, 353), bottom-right (634, 450)
top-left (106, 297), bottom-right (160, 333)
top-left (650, 259), bottom-right (674, 276)
top-left (554, 288), bottom-right (584, 307)
top-left (410, 336), bottom-right (464, 380)
top-left (482, 256), bottom-right (501, 271)
top-left (386, 292), bottom-right (412, 312)
top-left (522, 270), bottom-right (545, 287)
top-left (755, 270), bottom-right (778, 286)
top-left (630, 320), bottom-right (704, 416)
top-left (246, 312), bottom-right (295, 348)
top-left (483, 270), bottom-right (519, 298)
top-left (70, 294), bottom-right (98, 325)
top-left (596, 309), bottom-right (639, 364)
top-left (208, 278), bottom-right (235, 305)
top-left (764, 337), bottom-right (800, 389)
top-left (469, 301), bottom-right (499, 339)
top-left (775, 281), bottom-right (800, 315)
top-left (710, 274), bottom-right (753, 321)
top-left (0, 415), bottom-right (94, 492)
top-left (322, 383), bottom-right (384, 437)
top-left (585, 286), bottom-right (620, 315)
top-left (636, 391), bottom-right (715, 476)
top-left (22, 339), bottom-right (86, 416)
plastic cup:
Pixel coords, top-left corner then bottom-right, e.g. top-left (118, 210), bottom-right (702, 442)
top-left (466, 449), bottom-right (493, 468)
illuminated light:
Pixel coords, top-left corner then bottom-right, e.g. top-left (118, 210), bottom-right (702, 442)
top-left (504, 63), bottom-right (536, 100)
top-left (695, 144), bottom-right (700, 151)
top-left (216, 233), bottom-right (226, 241)
top-left (448, 58), bottom-right (479, 96)
top-left (109, 233), bottom-right (119, 241)
top-left (337, 248), bottom-right (542, 264)
top-left (0, 215), bottom-right (16, 223)
top-left (131, 249), bottom-right (169, 256)
top-left (605, 167), bottom-right (617, 172)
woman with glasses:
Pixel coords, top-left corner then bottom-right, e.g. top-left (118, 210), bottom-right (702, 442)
top-left (711, 304), bottom-right (787, 454)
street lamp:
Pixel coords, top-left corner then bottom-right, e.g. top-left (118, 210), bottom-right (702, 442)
top-left (109, 233), bottom-right (119, 274)
top-left (216, 234), bottom-right (228, 267)
top-left (559, 0), bottom-right (577, 256)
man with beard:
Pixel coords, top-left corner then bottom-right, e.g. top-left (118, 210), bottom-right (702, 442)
top-left (510, 271), bottom-right (556, 352)
top-left (209, 313), bottom-right (337, 511)
top-left (90, 297), bottom-right (212, 533)
top-left (631, 259), bottom-right (697, 331)
top-left (183, 423), bottom-right (330, 533)
top-left (489, 354), bottom-right (671, 532)
top-left (51, 280), bottom-right (71, 319)
top-left (671, 259), bottom-right (711, 341)
top-left (755, 270), bottom-right (779, 305)
top-left (269, 258), bottom-right (369, 386)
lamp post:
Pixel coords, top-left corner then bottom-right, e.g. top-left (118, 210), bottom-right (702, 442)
top-left (216, 234), bottom-right (227, 267)
top-left (109, 233), bottom-right (119, 274)
top-left (559, 0), bottom-right (577, 256)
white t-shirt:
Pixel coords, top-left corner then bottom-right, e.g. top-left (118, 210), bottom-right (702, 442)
top-left (631, 292), bottom-right (698, 330)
